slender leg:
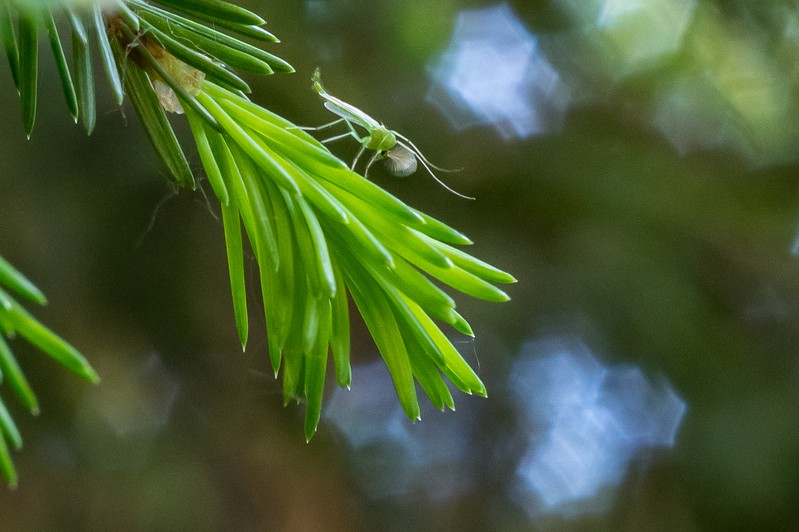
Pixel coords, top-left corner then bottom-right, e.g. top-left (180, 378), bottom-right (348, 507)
top-left (351, 144), bottom-right (367, 171)
top-left (321, 132), bottom-right (357, 144)
top-left (343, 121), bottom-right (376, 173)
top-left (291, 117), bottom-right (346, 131)
top-left (362, 150), bottom-right (381, 178)
top-left (345, 120), bottom-right (361, 139)
top-left (394, 132), bottom-right (462, 172)
top-left (397, 139), bottom-right (474, 200)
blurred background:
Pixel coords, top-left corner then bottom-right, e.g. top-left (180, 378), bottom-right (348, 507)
top-left (2, 0), bottom-right (799, 529)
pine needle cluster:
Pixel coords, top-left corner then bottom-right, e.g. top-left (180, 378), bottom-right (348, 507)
top-left (0, 0), bottom-right (514, 484)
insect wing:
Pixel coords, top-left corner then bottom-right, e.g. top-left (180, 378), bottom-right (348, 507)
top-left (384, 144), bottom-right (418, 177)
top-left (312, 68), bottom-right (383, 130)
top-left (323, 99), bottom-right (379, 130)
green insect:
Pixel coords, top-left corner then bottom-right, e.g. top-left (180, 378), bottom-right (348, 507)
top-left (309, 68), bottom-right (473, 200)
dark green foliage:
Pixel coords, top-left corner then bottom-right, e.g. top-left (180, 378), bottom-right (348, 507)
top-left (0, 0), bottom-right (512, 481)
top-left (0, 257), bottom-right (99, 487)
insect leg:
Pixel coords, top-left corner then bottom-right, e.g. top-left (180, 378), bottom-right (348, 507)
top-left (322, 120), bottom-right (363, 144)
top-left (351, 144), bottom-right (367, 172)
top-left (321, 132), bottom-right (356, 144)
top-left (292, 117), bottom-right (346, 132)
top-left (398, 140), bottom-right (474, 200)
top-left (394, 131), bottom-right (462, 172)
top-left (362, 150), bottom-right (381, 178)
top-left (344, 119), bottom-right (369, 144)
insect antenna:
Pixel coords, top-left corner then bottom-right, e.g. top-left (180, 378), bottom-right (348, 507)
top-left (384, 144), bottom-right (417, 177)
